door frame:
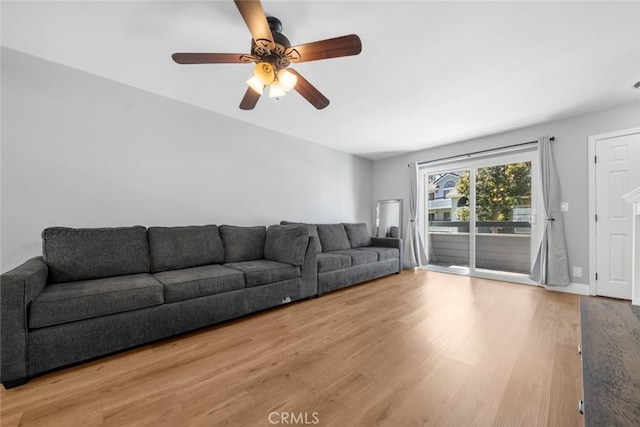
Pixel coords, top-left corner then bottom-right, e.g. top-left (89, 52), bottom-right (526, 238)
top-left (588, 127), bottom-right (640, 296)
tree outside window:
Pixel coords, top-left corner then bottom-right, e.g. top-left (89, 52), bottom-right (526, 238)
top-left (455, 162), bottom-right (531, 225)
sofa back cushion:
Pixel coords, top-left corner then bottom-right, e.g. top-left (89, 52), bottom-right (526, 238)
top-left (343, 223), bottom-right (372, 248)
top-left (148, 225), bottom-right (225, 273)
top-left (316, 224), bottom-right (351, 252)
top-left (43, 226), bottom-right (151, 284)
top-left (280, 221), bottom-right (322, 253)
top-left (264, 225), bottom-right (309, 266)
top-left (219, 225), bottom-right (266, 263)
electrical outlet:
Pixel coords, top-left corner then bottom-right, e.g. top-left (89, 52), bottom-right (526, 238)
top-left (561, 202), bottom-right (569, 212)
top-left (572, 267), bottom-right (582, 278)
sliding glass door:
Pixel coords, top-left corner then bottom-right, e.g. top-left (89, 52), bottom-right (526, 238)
top-left (421, 149), bottom-right (539, 283)
top-left (473, 161), bottom-right (532, 275)
top-left (425, 169), bottom-right (470, 271)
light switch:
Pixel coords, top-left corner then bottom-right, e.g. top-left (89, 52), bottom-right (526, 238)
top-left (560, 202), bottom-right (569, 212)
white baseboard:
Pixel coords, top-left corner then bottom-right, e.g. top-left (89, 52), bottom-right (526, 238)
top-left (544, 282), bottom-right (590, 296)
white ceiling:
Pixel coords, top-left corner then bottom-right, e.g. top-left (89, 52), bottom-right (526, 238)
top-left (2, 1), bottom-right (640, 160)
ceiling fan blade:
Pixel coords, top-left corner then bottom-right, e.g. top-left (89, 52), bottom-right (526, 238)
top-left (287, 34), bottom-right (362, 63)
top-left (287, 69), bottom-right (329, 110)
top-left (234, 0), bottom-right (275, 51)
top-left (240, 87), bottom-right (261, 110)
top-left (172, 53), bottom-right (252, 64)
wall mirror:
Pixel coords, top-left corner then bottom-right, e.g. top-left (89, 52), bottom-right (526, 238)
top-left (375, 199), bottom-right (403, 238)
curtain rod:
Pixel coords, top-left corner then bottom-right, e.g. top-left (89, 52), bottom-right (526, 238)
top-left (411, 136), bottom-right (555, 167)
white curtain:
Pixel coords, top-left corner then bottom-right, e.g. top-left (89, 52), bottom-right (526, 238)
top-left (404, 162), bottom-right (428, 268)
top-left (530, 136), bottom-right (570, 286)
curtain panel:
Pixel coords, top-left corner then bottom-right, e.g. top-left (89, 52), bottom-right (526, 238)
top-left (404, 162), bottom-right (428, 268)
top-left (530, 136), bottom-right (570, 286)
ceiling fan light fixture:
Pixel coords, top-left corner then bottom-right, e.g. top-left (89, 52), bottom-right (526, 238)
top-left (253, 62), bottom-right (275, 85)
top-left (246, 75), bottom-right (265, 94)
top-left (268, 79), bottom-right (287, 98)
top-left (277, 69), bottom-right (297, 92)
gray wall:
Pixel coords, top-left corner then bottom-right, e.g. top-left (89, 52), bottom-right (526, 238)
top-left (1, 48), bottom-right (373, 273)
top-left (373, 101), bottom-right (640, 285)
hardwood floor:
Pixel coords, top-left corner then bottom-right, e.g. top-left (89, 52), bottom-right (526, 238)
top-left (0, 270), bottom-right (584, 426)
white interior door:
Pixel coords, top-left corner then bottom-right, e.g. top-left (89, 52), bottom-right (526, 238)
top-left (595, 132), bottom-right (640, 299)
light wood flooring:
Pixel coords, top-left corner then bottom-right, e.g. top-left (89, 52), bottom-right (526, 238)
top-left (0, 270), bottom-right (584, 426)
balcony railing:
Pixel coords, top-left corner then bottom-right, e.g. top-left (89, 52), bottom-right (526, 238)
top-left (428, 199), bottom-right (453, 210)
top-left (427, 221), bottom-right (531, 274)
top-left (429, 221), bottom-right (531, 231)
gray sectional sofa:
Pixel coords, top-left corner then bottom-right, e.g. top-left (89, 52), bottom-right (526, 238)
top-left (1, 221), bottom-right (401, 388)
top-left (281, 222), bottom-right (403, 295)
top-left (0, 224), bottom-right (315, 388)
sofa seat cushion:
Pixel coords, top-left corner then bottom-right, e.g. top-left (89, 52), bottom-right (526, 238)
top-left (30, 273), bottom-right (163, 328)
top-left (328, 249), bottom-right (378, 266)
top-left (224, 260), bottom-right (300, 288)
top-left (154, 265), bottom-right (245, 303)
top-left (356, 247), bottom-right (400, 262)
top-left (316, 253), bottom-right (352, 273)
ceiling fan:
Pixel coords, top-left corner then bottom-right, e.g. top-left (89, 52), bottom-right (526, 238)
top-left (172, 0), bottom-right (362, 110)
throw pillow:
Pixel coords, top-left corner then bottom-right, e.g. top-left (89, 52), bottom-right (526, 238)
top-left (280, 221), bottom-right (323, 253)
top-left (343, 223), bottom-right (372, 248)
top-left (264, 225), bottom-right (309, 266)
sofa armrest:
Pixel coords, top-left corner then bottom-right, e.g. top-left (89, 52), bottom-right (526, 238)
top-left (1, 257), bottom-right (48, 385)
top-left (300, 236), bottom-right (318, 298)
top-left (370, 237), bottom-right (404, 272)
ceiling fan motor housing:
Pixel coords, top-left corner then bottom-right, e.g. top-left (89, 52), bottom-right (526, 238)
top-left (267, 16), bottom-right (283, 34)
top-left (251, 16), bottom-right (292, 70)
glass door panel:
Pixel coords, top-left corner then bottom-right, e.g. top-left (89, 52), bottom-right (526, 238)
top-left (473, 161), bottom-right (532, 274)
top-left (425, 170), bottom-right (470, 271)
